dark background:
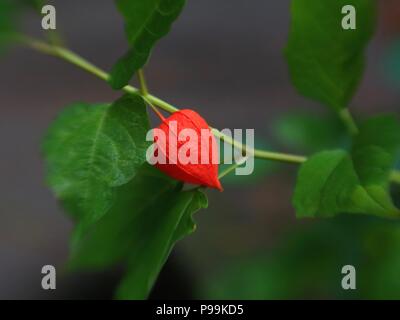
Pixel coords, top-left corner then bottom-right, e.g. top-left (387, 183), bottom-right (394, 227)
top-left (1, 0), bottom-right (400, 299)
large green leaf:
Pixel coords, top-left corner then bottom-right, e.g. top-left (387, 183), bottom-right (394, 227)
top-left (293, 115), bottom-right (400, 218)
top-left (285, 0), bottom-right (376, 111)
top-left (42, 94), bottom-right (150, 228)
top-left (69, 164), bottom-right (208, 300)
top-left (109, 0), bottom-right (186, 89)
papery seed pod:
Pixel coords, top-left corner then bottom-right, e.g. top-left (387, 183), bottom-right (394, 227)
top-left (153, 109), bottom-right (223, 191)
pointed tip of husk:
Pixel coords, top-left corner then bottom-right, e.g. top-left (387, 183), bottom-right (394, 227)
top-left (211, 178), bottom-right (223, 192)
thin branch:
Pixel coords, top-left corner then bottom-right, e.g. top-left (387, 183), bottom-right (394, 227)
top-left (338, 108), bottom-right (359, 136)
top-left (218, 157), bottom-right (249, 179)
top-left (17, 36), bottom-right (400, 182)
top-left (19, 37), bottom-right (305, 164)
top-left (137, 69), bottom-right (149, 96)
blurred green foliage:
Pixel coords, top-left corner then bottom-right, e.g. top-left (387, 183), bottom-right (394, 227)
top-left (201, 215), bottom-right (400, 299)
top-left (294, 116), bottom-right (400, 219)
top-left (382, 39), bottom-right (400, 89)
top-left (273, 110), bottom-right (348, 153)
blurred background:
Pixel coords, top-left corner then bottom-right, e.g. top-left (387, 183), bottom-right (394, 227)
top-left (1, 0), bottom-right (400, 299)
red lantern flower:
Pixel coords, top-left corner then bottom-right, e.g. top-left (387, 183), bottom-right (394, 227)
top-left (152, 109), bottom-right (223, 191)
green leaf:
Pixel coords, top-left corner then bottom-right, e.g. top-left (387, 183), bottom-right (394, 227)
top-left (109, 0), bottom-right (186, 89)
top-left (69, 164), bottom-right (208, 300)
top-left (293, 115), bottom-right (400, 218)
top-left (116, 186), bottom-right (207, 300)
top-left (285, 0), bottom-right (376, 111)
top-left (273, 110), bottom-right (347, 153)
top-left (42, 94), bottom-right (150, 228)
top-left (294, 150), bottom-right (362, 217)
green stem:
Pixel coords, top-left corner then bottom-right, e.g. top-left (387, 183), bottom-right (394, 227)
top-left (20, 36), bottom-right (303, 165)
top-left (17, 36), bottom-right (400, 180)
top-left (211, 129), bottom-right (306, 164)
top-left (218, 157), bottom-right (248, 179)
top-left (137, 69), bottom-right (149, 96)
top-left (143, 96), bottom-right (166, 121)
top-left (47, 30), bottom-right (65, 47)
top-left (20, 37), bottom-right (110, 82)
top-left (339, 108), bottom-right (359, 136)
top-left (391, 170), bottom-right (400, 185)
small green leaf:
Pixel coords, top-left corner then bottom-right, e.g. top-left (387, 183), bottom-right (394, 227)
top-left (42, 94), bottom-right (150, 227)
top-left (273, 110), bottom-right (347, 153)
top-left (109, 0), bottom-right (186, 89)
top-left (285, 0), bottom-right (376, 111)
top-left (69, 164), bottom-right (208, 300)
top-left (293, 115), bottom-right (400, 218)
